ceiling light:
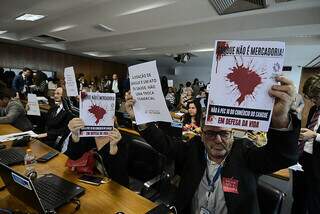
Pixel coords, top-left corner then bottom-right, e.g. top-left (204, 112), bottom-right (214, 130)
top-left (95, 24), bottom-right (115, 32)
top-left (32, 38), bottom-right (46, 43)
top-left (16, 13), bottom-right (45, 21)
top-left (42, 43), bottom-right (66, 50)
top-left (82, 52), bottom-right (112, 57)
top-left (295, 35), bottom-right (313, 38)
top-left (129, 48), bottom-right (147, 51)
top-left (118, 1), bottom-right (176, 16)
top-left (191, 48), bottom-right (214, 53)
top-left (0, 30), bottom-right (7, 35)
top-left (51, 25), bottom-right (76, 33)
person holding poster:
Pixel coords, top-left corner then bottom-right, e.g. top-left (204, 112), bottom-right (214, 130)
top-left (125, 74), bottom-right (300, 214)
top-left (64, 117), bottom-right (129, 187)
top-left (292, 74), bottom-right (320, 214)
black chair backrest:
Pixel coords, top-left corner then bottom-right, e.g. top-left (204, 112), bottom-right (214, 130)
top-left (257, 180), bottom-right (285, 214)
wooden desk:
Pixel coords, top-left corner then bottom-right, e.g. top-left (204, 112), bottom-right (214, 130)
top-left (0, 124), bottom-right (156, 213)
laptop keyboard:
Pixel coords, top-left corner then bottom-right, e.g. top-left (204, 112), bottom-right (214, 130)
top-left (34, 179), bottom-right (66, 209)
top-left (0, 148), bottom-right (25, 166)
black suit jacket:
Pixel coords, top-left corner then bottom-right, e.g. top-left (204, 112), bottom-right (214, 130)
top-left (141, 115), bottom-right (300, 214)
top-left (44, 105), bottom-right (73, 149)
top-left (306, 105), bottom-right (320, 192)
top-left (12, 75), bottom-right (25, 93)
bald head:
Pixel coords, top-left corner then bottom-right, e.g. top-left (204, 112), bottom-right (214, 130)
top-left (54, 87), bottom-right (63, 103)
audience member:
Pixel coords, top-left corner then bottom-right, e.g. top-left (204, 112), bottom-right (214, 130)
top-left (192, 78), bottom-right (200, 98)
top-left (64, 118), bottom-right (129, 186)
top-left (12, 67), bottom-right (33, 96)
top-left (182, 100), bottom-right (202, 128)
top-left (165, 87), bottom-right (176, 108)
top-left (0, 88), bottom-right (33, 131)
top-left (161, 76), bottom-right (169, 97)
top-left (30, 70), bottom-right (48, 97)
top-left (35, 87), bottom-right (73, 150)
top-left (125, 76), bottom-right (300, 214)
top-left (292, 74), bottom-right (320, 214)
top-left (183, 81), bottom-right (193, 95)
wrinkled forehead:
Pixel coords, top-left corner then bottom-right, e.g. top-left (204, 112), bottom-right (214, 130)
top-left (202, 125), bottom-right (232, 132)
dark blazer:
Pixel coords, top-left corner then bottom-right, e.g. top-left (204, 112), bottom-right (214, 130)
top-left (12, 74), bottom-right (25, 93)
top-left (306, 105), bottom-right (320, 192)
top-left (44, 105), bottom-right (73, 149)
top-left (64, 136), bottom-right (129, 187)
top-left (141, 115), bottom-right (300, 214)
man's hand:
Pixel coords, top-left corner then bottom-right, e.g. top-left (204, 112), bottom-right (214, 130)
top-left (299, 128), bottom-right (317, 141)
top-left (95, 128), bottom-right (122, 155)
top-left (68, 118), bottom-right (85, 143)
top-left (269, 76), bottom-right (296, 128)
top-left (124, 91), bottom-right (135, 120)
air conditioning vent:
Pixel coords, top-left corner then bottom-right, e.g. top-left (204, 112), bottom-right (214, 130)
top-left (305, 55), bottom-right (320, 68)
top-left (36, 34), bottom-right (66, 43)
top-left (208, 0), bottom-right (267, 15)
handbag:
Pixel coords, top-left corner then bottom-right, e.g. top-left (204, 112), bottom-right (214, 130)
top-left (66, 150), bottom-right (96, 174)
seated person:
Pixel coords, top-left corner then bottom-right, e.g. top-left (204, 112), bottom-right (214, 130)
top-left (125, 76), bottom-right (300, 214)
top-left (64, 118), bottom-right (129, 187)
top-left (36, 87), bottom-right (73, 150)
top-left (0, 88), bottom-right (33, 131)
top-left (183, 100), bottom-right (202, 128)
top-left (179, 90), bottom-right (193, 113)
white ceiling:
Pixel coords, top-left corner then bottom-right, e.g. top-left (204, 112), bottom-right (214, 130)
top-left (0, 0), bottom-right (319, 68)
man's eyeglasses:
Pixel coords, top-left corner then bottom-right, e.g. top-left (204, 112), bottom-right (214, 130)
top-left (203, 130), bottom-right (232, 140)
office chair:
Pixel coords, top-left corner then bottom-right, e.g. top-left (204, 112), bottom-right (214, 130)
top-left (257, 180), bottom-right (285, 214)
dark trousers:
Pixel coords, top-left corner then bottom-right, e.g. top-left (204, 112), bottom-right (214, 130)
top-left (292, 152), bottom-right (320, 214)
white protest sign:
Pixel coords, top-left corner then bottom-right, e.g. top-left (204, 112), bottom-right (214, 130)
top-left (64, 66), bottom-right (78, 97)
top-left (206, 40), bottom-right (285, 131)
top-left (167, 80), bottom-right (173, 87)
top-left (79, 92), bottom-right (115, 137)
top-left (129, 61), bottom-right (172, 125)
top-left (27, 93), bottom-right (40, 116)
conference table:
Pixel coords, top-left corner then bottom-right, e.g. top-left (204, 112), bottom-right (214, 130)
top-left (0, 124), bottom-right (156, 213)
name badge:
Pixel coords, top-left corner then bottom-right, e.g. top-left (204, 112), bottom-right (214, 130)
top-left (222, 177), bottom-right (239, 194)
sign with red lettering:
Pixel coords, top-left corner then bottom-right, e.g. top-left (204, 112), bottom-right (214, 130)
top-left (80, 92), bottom-right (115, 137)
top-left (206, 40), bottom-right (285, 131)
top-left (222, 177), bottom-right (239, 194)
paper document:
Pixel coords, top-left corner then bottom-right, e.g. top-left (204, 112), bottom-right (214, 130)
top-left (80, 92), bottom-right (115, 137)
top-left (27, 94), bottom-right (41, 116)
top-left (64, 66), bottom-right (79, 96)
top-left (167, 80), bottom-right (173, 87)
top-left (289, 163), bottom-right (304, 171)
top-left (129, 61), bottom-right (172, 125)
top-left (0, 131), bottom-right (39, 142)
top-left (206, 40), bottom-right (285, 131)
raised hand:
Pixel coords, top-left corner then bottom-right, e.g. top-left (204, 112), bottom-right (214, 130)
top-left (268, 76), bottom-right (296, 128)
top-left (68, 118), bottom-right (85, 142)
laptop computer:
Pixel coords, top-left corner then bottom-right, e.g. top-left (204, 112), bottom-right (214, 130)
top-left (0, 148), bottom-right (25, 166)
top-left (0, 162), bottom-right (85, 213)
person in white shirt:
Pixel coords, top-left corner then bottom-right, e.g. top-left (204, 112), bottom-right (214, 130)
top-left (292, 74), bottom-right (320, 214)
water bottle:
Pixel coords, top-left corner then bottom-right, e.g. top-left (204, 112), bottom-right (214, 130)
top-left (24, 148), bottom-right (37, 180)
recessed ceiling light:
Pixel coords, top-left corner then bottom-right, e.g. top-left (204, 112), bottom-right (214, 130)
top-left (191, 48), bottom-right (214, 53)
top-left (16, 13), bottom-right (45, 21)
top-left (42, 43), bottom-right (66, 50)
top-left (32, 38), bottom-right (46, 43)
top-left (129, 48), bottom-right (147, 51)
top-left (118, 0), bottom-right (176, 16)
top-left (0, 30), bottom-right (7, 35)
top-left (295, 35), bottom-right (313, 38)
top-left (51, 25), bottom-right (76, 33)
top-left (95, 24), bottom-right (115, 32)
top-left (82, 52), bottom-right (112, 57)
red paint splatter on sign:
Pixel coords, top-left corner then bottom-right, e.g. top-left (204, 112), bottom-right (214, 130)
top-left (226, 64), bottom-right (262, 105)
top-left (88, 104), bottom-right (106, 124)
top-left (215, 41), bottom-right (229, 73)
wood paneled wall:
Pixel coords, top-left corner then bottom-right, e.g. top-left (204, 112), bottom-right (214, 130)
top-left (0, 42), bottom-right (127, 80)
top-left (299, 67), bottom-right (320, 127)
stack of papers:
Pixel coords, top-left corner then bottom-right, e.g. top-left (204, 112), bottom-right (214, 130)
top-left (0, 131), bottom-right (39, 142)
